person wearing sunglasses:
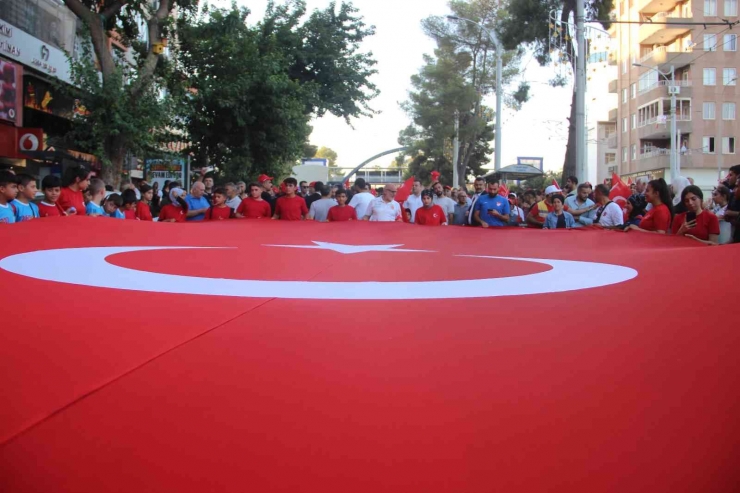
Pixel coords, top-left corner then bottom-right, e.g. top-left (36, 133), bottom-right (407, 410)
top-left (362, 183), bottom-right (402, 222)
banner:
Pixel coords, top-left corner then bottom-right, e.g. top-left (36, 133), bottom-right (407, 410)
top-left (0, 57), bottom-right (22, 126)
top-left (0, 219), bottom-right (737, 491)
top-left (145, 157), bottom-right (185, 188)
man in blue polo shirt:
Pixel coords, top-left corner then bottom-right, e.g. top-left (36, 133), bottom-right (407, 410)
top-left (474, 174), bottom-right (510, 228)
top-left (185, 181), bottom-right (210, 221)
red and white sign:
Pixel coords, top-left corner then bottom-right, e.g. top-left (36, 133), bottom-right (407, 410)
top-left (0, 218), bottom-right (737, 492)
top-left (0, 124), bottom-right (42, 159)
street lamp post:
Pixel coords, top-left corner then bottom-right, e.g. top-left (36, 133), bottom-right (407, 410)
top-left (633, 63), bottom-right (677, 178)
top-left (447, 15), bottom-right (502, 173)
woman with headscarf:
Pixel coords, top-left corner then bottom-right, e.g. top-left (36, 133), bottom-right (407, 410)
top-left (671, 175), bottom-right (691, 215)
top-left (158, 188), bottom-right (189, 222)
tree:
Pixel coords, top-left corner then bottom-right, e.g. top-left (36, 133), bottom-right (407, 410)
top-left (61, 0), bottom-right (195, 188)
top-left (314, 146), bottom-right (338, 168)
top-left (178, 1), bottom-right (378, 181)
top-left (397, 0), bottom-right (526, 187)
top-left (498, 0), bottom-right (614, 182)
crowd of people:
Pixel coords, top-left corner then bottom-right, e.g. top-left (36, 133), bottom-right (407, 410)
top-left (1, 164), bottom-right (738, 245)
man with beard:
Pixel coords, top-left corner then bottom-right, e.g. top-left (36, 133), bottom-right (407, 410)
top-left (473, 174), bottom-right (510, 228)
top-left (432, 181), bottom-right (456, 225)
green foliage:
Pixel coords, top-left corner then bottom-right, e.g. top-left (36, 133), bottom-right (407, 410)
top-left (178, 2), bottom-right (378, 182)
top-left (315, 146), bottom-right (339, 167)
top-left (516, 169), bottom-right (562, 192)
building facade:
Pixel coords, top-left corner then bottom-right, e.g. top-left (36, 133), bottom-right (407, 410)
top-left (608, 0), bottom-right (739, 190)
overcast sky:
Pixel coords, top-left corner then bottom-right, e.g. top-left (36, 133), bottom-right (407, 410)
top-left (226, 0), bottom-right (573, 172)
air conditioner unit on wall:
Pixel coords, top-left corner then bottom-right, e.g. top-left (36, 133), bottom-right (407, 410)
top-left (668, 86), bottom-right (681, 95)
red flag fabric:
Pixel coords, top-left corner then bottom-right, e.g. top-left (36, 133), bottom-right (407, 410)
top-left (395, 176), bottom-right (416, 204)
top-left (430, 171), bottom-right (441, 183)
top-left (498, 182), bottom-right (509, 197)
top-left (0, 218), bottom-right (738, 492)
top-left (609, 172), bottom-right (631, 205)
top-left (552, 179), bottom-right (561, 190)
top-left (627, 177), bottom-right (634, 185)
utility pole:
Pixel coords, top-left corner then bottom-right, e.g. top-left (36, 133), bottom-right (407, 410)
top-left (669, 66), bottom-right (677, 179)
top-left (453, 109), bottom-right (460, 186)
top-left (575, 0), bottom-right (587, 183)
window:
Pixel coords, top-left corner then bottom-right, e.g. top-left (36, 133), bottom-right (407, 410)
top-left (705, 0), bottom-right (717, 15)
top-left (622, 88), bottom-right (628, 103)
top-left (723, 68), bottom-right (737, 85)
top-left (703, 102), bottom-right (716, 119)
top-left (631, 144), bottom-right (637, 159)
top-left (725, 0), bottom-right (738, 16)
top-left (723, 137), bottom-right (736, 154)
top-left (725, 34), bottom-right (737, 51)
top-left (622, 60), bottom-right (627, 74)
top-left (705, 34), bottom-right (717, 51)
top-left (622, 117), bottom-right (628, 132)
top-left (704, 68), bottom-right (717, 85)
top-left (622, 146), bottom-right (628, 162)
top-left (723, 102), bottom-right (736, 119)
top-left (630, 83), bottom-right (636, 98)
top-left (703, 136), bottom-right (716, 153)
top-left (631, 113), bottom-right (637, 128)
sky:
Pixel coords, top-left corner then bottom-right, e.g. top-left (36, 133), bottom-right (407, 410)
top-left (226, 0), bottom-right (573, 172)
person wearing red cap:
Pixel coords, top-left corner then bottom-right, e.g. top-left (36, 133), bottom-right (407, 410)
top-left (258, 174), bottom-right (276, 214)
top-left (415, 189), bottom-right (447, 226)
top-left (272, 177), bottom-right (308, 220)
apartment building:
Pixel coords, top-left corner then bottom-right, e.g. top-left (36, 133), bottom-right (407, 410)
top-left (608, 0), bottom-right (739, 190)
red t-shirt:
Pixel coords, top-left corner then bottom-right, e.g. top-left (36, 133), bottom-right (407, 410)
top-left (236, 198), bottom-right (272, 219)
top-left (204, 206), bottom-right (233, 221)
top-left (639, 203), bottom-right (671, 232)
top-left (275, 195), bottom-right (308, 220)
top-left (58, 187), bottom-right (85, 215)
top-left (415, 205), bottom-right (447, 226)
top-left (123, 208), bottom-right (137, 220)
top-left (671, 210), bottom-right (720, 240)
top-left (327, 205), bottom-right (357, 222)
top-left (158, 204), bottom-right (187, 222)
top-left (38, 201), bottom-right (66, 217)
top-left (136, 202), bottom-right (153, 221)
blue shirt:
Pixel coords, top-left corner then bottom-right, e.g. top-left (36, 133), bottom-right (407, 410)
top-left (185, 194), bottom-right (210, 221)
top-left (0, 203), bottom-right (15, 224)
top-left (544, 211), bottom-right (576, 229)
top-left (474, 193), bottom-right (511, 227)
top-left (110, 209), bottom-right (125, 219)
top-left (11, 199), bottom-right (39, 222)
top-left (86, 202), bottom-right (105, 215)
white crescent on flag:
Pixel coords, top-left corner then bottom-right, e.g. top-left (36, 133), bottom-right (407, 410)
top-left (0, 245), bottom-right (638, 300)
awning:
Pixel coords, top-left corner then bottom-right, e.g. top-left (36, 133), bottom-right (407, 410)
top-left (484, 163), bottom-right (544, 181)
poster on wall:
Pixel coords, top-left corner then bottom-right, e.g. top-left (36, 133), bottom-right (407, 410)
top-left (0, 58), bottom-right (22, 126)
top-left (145, 157), bottom-right (185, 189)
top-left (23, 75), bottom-right (74, 119)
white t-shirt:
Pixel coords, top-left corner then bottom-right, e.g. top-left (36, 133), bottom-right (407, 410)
top-left (308, 198), bottom-right (338, 222)
top-left (349, 192), bottom-right (374, 219)
top-left (433, 196), bottom-right (455, 218)
top-left (365, 197), bottom-right (401, 222)
top-left (403, 194), bottom-right (423, 223)
top-left (597, 202), bottom-right (624, 227)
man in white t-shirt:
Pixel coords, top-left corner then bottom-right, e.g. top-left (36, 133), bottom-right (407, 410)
top-left (432, 181), bottom-right (456, 224)
top-left (348, 177), bottom-right (374, 219)
top-left (402, 179), bottom-right (423, 223)
top-left (593, 183), bottom-right (624, 228)
top-left (363, 184), bottom-right (402, 221)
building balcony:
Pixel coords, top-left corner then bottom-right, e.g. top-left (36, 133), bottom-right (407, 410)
top-left (635, 148), bottom-right (692, 170)
top-left (608, 79), bottom-right (619, 93)
top-left (637, 79), bottom-right (692, 99)
top-left (636, 115), bottom-right (692, 140)
top-left (607, 51), bottom-right (617, 66)
top-left (638, 12), bottom-right (692, 45)
top-left (638, 46), bottom-right (693, 72)
top-left (637, 0), bottom-right (681, 15)
top-left (608, 108), bottom-right (618, 122)
top-left (607, 133), bottom-right (618, 148)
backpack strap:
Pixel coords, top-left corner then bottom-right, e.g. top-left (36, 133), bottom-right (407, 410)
top-left (595, 201), bottom-right (612, 223)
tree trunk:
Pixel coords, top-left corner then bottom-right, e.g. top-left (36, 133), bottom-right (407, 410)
top-left (561, 88), bottom-right (577, 185)
top-left (103, 134), bottom-right (126, 190)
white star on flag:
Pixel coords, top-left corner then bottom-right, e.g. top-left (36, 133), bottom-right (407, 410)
top-left (262, 241), bottom-right (434, 255)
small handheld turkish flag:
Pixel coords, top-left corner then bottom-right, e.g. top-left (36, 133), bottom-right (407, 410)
top-left (395, 176), bottom-right (416, 204)
top-left (430, 171), bottom-right (441, 183)
top-left (609, 173), bottom-right (631, 204)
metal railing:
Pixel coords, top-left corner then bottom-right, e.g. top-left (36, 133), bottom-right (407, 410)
top-left (638, 79), bottom-right (692, 95)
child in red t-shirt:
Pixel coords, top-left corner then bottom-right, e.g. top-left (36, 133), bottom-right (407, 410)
top-left (414, 190), bottom-right (447, 226)
top-left (273, 178), bottom-right (308, 220)
top-left (136, 184), bottom-right (154, 221)
top-left (58, 164), bottom-right (90, 216)
top-left (159, 188), bottom-right (188, 223)
top-left (204, 188), bottom-right (235, 221)
top-left (236, 183), bottom-right (272, 219)
top-left (37, 175), bottom-right (68, 218)
top-left (327, 189), bottom-right (357, 221)
top-left (121, 189), bottom-right (138, 220)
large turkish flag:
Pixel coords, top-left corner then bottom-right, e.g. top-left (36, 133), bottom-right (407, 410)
top-left (0, 217), bottom-right (738, 492)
